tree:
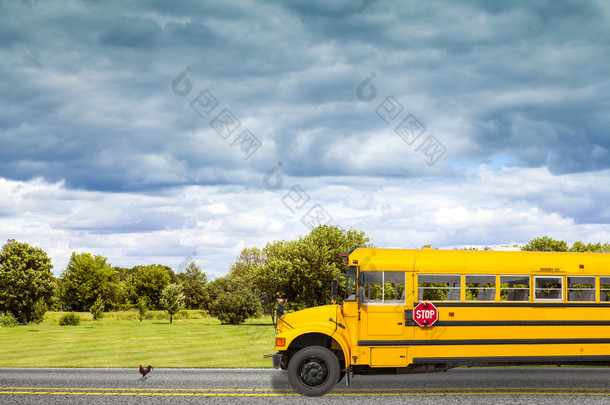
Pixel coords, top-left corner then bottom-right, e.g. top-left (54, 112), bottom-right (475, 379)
top-left (136, 297), bottom-right (148, 326)
top-left (176, 262), bottom-right (208, 309)
top-left (160, 283), bottom-right (185, 324)
top-left (90, 296), bottom-right (105, 328)
top-left (212, 292), bottom-right (250, 325)
top-left (30, 298), bottom-right (48, 332)
top-left (60, 252), bottom-right (120, 311)
top-left (523, 237), bottom-right (610, 253)
top-left (252, 225), bottom-right (374, 309)
top-left (207, 276), bottom-right (261, 325)
top-left (569, 241), bottom-right (610, 253)
top-left (0, 239), bottom-right (55, 324)
top-left (229, 248), bottom-right (265, 281)
top-left (522, 236), bottom-right (568, 252)
top-left (132, 265), bottom-right (173, 309)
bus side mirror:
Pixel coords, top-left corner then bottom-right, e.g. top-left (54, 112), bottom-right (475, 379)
top-left (261, 293), bottom-right (269, 305)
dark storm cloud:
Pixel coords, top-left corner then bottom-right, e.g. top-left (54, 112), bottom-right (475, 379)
top-left (1, 0), bottom-right (609, 195)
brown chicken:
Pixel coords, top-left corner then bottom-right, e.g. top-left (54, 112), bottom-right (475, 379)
top-left (139, 365), bottom-right (152, 380)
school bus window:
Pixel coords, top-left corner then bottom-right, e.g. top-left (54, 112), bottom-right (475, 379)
top-left (600, 277), bottom-right (610, 301)
top-left (534, 276), bottom-right (563, 301)
top-left (466, 275), bottom-right (496, 301)
top-left (362, 271), bottom-right (383, 302)
top-left (500, 275), bottom-right (530, 301)
top-left (361, 271), bottom-right (405, 304)
top-left (567, 276), bottom-right (595, 302)
top-left (418, 274), bottom-right (461, 301)
top-left (383, 271), bottom-right (405, 303)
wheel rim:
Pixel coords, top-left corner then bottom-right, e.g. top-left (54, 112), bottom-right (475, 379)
top-left (298, 357), bottom-right (329, 387)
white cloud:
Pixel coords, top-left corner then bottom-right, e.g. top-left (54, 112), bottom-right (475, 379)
top-left (5, 166), bottom-right (609, 277)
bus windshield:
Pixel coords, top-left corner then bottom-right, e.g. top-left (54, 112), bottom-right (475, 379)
top-left (345, 266), bottom-right (357, 301)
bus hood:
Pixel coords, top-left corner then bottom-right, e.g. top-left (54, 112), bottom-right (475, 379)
top-left (278, 305), bottom-right (338, 333)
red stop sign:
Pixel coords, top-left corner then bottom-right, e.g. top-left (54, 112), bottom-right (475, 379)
top-left (413, 302), bottom-right (438, 327)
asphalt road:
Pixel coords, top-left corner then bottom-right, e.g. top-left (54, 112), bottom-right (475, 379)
top-left (2, 367), bottom-right (610, 404)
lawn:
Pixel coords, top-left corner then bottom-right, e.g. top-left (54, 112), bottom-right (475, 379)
top-left (0, 311), bottom-right (276, 368)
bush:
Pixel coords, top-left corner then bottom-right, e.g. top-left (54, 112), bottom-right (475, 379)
top-left (0, 312), bottom-right (19, 328)
top-left (58, 312), bottom-right (81, 326)
top-left (144, 311), bottom-right (167, 320)
top-left (212, 292), bottom-right (251, 325)
top-left (205, 276), bottom-right (261, 323)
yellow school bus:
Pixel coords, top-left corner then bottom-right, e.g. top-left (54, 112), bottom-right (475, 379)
top-left (269, 247), bottom-right (610, 396)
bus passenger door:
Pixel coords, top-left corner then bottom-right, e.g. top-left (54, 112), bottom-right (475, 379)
top-left (358, 271), bottom-right (408, 338)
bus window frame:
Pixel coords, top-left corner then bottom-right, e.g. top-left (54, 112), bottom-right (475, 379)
top-left (360, 270), bottom-right (406, 305)
top-left (500, 275), bottom-right (531, 302)
top-left (599, 276), bottom-right (610, 302)
top-left (534, 275), bottom-right (563, 302)
top-left (567, 275), bottom-right (595, 302)
top-left (465, 274), bottom-right (497, 302)
top-left (417, 274), bottom-right (462, 302)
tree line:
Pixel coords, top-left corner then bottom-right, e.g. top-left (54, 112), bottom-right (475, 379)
top-left (1, 230), bottom-right (607, 326)
top-left (0, 226), bottom-right (372, 325)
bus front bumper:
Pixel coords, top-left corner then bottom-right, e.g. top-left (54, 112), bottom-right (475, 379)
top-left (264, 353), bottom-right (283, 369)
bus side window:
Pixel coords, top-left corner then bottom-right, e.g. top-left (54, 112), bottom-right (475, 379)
top-left (567, 276), bottom-right (595, 302)
top-left (361, 271), bottom-right (405, 304)
top-left (500, 275), bottom-right (530, 301)
top-left (534, 276), bottom-right (563, 301)
top-left (384, 271), bottom-right (405, 303)
top-left (418, 275), bottom-right (461, 301)
top-left (362, 271), bottom-right (383, 303)
top-left (466, 275), bottom-right (496, 301)
top-left (600, 277), bottom-right (610, 302)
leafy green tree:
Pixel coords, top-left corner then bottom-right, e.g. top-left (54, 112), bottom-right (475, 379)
top-left (229, 248), bottom-right (265, 281)
top-left (136, 297), bottom-right (148, 326)
top-left (252, 225), bottom-right (374, 309)
top-left (207, 276), bottom-right (261, 325)
top-left (522, 236), bottom-right (568, 252)
top-left (176, 262), bottom-right (208, 309)
top-left (0, 312), bottom-right (19, 327)
top-left (569, 241), bottom-right (609, 253)
top-left (523, 237), bottom-right (610, 253)
top-left (90, 296), bottom-right (105, 328)
top-left (112, 267), bottom-right (136, 309)
top-left (212, 292), bottom-right (249, 325)
top-left (30, 298), bottom-right (48, 331)
top-left (60, 252), bottom-right (120, 311)
top-left (160, 283), bottom-right (185, 324)
top-left (132, 265), bottom-right (174, 309)
top-left (0, 239), bottom-right (55, 324)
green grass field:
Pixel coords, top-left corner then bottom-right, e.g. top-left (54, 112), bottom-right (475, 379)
top-left (0, 311), bottom-right (276, 368)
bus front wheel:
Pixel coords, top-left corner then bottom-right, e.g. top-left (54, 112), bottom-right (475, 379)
top-left (287, 346), bottom-right (340, 397)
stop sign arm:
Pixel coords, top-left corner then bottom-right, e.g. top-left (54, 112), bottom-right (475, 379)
top-left (409, 302), bottom-right (439, 327)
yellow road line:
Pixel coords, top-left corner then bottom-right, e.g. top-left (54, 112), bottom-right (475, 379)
top-left (0, 386), bottom-right (293, 392)
top-left (2, 386), bottom-right (610, 392)
top-left (3, 390), bottom-right (610, 397)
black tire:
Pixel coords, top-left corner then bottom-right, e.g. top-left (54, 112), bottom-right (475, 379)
top-left (287, 346), bottom-right (341, 397)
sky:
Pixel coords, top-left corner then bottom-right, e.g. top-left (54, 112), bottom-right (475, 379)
top-left (1, 0), bottom-right (609, 278)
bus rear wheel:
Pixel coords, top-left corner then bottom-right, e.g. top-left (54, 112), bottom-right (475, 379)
top-left (287, 346), bottom-right (340, 397)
